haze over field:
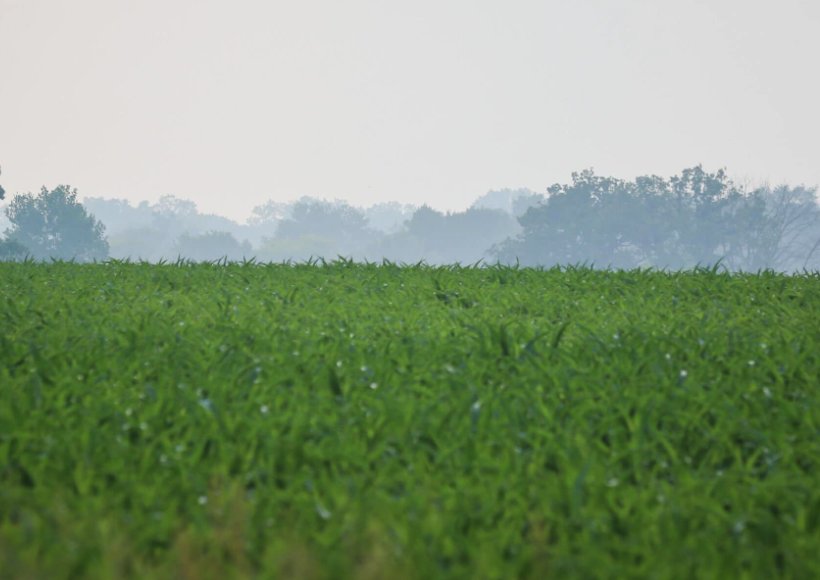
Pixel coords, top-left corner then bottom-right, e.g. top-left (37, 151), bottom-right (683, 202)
top-left (1, 0), bottom-right (819, 269)
top-left (1, 0), bottom-right (819, 221)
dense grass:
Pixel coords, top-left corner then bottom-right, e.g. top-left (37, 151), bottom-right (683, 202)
top-left (1, 260), bottom-right (820, 579)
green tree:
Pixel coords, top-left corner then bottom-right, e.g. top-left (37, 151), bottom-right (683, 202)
top-left (4, 185), bottom-right (109, 261)
top-left (0, 164), bottom-right (5, 200)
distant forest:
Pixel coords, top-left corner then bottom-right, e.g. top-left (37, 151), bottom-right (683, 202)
top-left (2, 165), bottom-right (819, 272)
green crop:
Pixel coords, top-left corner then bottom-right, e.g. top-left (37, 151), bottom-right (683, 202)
top-left (1, 260), bottom-right (819, 579)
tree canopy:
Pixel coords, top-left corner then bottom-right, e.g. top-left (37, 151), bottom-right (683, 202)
top-left (3, 164), bottom-right (815, 270)
top-left (4, 185), bottom-right (109, 261)
top-left (492, 166), bottom-right (820, 271)
top-left (172, 230), bottom-right (253, 262)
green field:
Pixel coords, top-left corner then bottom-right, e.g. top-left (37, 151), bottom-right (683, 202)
top-left (1, 261), bottom-right (820, 579)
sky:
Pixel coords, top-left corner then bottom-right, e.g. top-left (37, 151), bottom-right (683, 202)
top-left (1, 0), bottom-right (818, 223)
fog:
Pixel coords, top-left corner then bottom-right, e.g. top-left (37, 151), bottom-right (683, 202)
top-left (2, 166), bottom-right (819, 272)
top-left (2, 1), bottom-right (819, 217)
top-left (2, 1), bottom-right (819, 269)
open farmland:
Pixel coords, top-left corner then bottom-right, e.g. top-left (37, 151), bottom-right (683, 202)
top-left (1, 261), bottom-right (820, 579)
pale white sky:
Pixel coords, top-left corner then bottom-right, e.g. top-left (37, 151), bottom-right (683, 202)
top-left (1, 0), bottom-right (818, 222)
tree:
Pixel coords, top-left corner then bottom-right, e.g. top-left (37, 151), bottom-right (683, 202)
top-left (472, 188), bottom-right (542, 215)
top-left (511, 192), bottom-right (546, 217)
top-left (0, 164), bottom-right (5, 200)
top-left (255, 235), bottom-right (337, 263)
top-left (83, 197), bottom-right (155, 235)
top-left (82, 195), bottom-right (257, 261)
top-left (107, 226), bottom-right (168, 262)
top-left (753, 184), bottom-right (820, 271)
top-left (4, 185), bottom-right (109, 261)
top-left (364, 202), bottom-right (417, 233)
top-left (493, 170), bottom-right (642, 268)
top-left (370, 205), bottom-right (520, 264)
top-left (667, 165), bottom-right (741, 265)
top-left (153, 195), bottom-right (198, 219)
top-left (428, 207), bottom-right (520, 264)
top-left (172, 230), bottom-right (253, 262)
top-left (248, 199), bottom-right (292, 227)
top-left (273, 198), bottom-right (377, 257)
top-left (490, 167), bottom-right (783, 270)
top-left (0, 238), bottom-right (28, 261)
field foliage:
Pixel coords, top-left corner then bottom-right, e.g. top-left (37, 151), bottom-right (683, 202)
top-left (2, 260), bottom-right (820, 579)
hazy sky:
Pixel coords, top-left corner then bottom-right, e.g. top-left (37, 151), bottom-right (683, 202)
top-left (1, 0), bottom-right (818, 222)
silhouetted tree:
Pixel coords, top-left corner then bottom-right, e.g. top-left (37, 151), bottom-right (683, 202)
top-left (173, 230), bottom-right (253, 262)
top-left (107, 226), bottom-right (167, 261)
top-left (255, 235), bottom-right (337, 263)
top-left (153, 195), bottom-right (198, 219)
top-left (364, 202), bottom-right (417, 233)
top-left (754, 184), bottom-right (820, 270)
top-left (372, 205), bottom-right (520, 264)
top-left (83, 195), bottom-right (259, 261)
top-left (273, 198), bottom-right (376, 256)
top-left (83, 197), bottom-right (155, 234)
top-left (493, 170), bottom-right (640, 268)
top-left (4, 185), bottom-right (109, 261)
top-left (491, 166), bottom-right (818, 271)
top-left (248, 200), bottom-right (292, 227)
top-left (473, 188), bottom-right (542, 215)
top-left (667, 166), bottom-right (740, 265)
top-left (511, 192), bottom-right (546, 217)
top-left (0, 238), bottom-right (27, 260)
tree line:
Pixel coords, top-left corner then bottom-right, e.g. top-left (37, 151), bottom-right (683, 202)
top-left (2, 165), bottom-right (819, 271)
